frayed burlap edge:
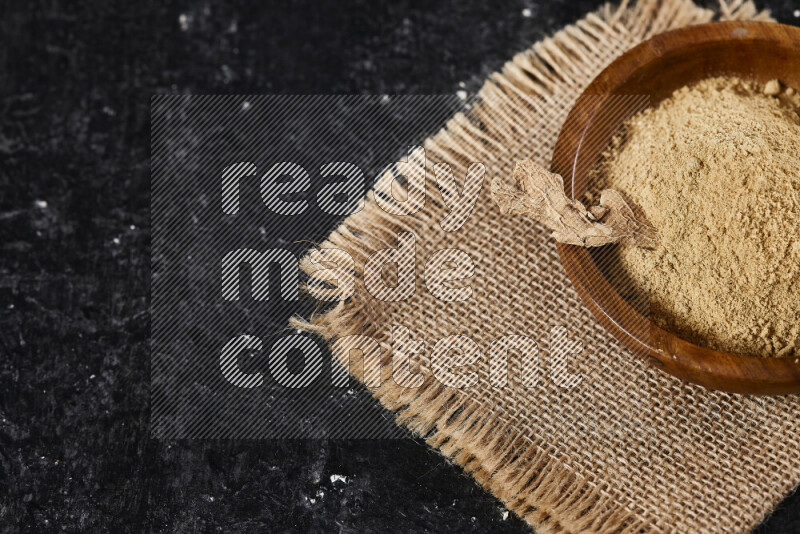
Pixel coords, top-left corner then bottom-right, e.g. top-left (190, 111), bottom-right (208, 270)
top-left (291, 1), bottom-right (775, 532)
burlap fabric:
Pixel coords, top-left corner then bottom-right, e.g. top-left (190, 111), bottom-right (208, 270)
top-left (294, 0), bottom-right (800, 531)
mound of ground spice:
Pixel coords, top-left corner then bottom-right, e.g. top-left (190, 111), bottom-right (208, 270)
top-left (591, 76), bottom-right (800, 358)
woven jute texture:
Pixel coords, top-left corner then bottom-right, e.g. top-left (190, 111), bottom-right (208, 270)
top-left (294, 0), bottom-right (800, 532)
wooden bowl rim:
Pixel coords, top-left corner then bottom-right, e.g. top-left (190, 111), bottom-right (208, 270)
top-left (552, 20), bottom-right (800, 395)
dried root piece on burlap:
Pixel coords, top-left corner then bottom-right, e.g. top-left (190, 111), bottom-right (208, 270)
top-left (490, 160), bottom-right (658, 248)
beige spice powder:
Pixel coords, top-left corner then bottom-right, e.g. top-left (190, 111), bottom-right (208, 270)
top-left (591, 76), bottom-right (800, 358)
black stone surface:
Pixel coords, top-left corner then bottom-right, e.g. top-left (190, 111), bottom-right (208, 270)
top-left (2, 0), bottom-right (799, 531)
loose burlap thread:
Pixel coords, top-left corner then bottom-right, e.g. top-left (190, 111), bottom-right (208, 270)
top-left (293, 0), bottom-right (800, 532)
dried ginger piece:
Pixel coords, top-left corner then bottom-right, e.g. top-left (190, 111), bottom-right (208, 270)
top-left (490, 160), bottom-right (657, 248)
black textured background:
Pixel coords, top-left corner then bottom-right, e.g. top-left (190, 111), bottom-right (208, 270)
top-left (2, 0), bottom-right (799, 532)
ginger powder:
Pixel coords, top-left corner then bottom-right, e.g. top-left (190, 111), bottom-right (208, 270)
top-left (592, 76), bottom-right (800, 358)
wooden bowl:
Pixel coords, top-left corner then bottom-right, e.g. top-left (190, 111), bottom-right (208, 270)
top-left (552, 21), bottom-right (800, 395)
